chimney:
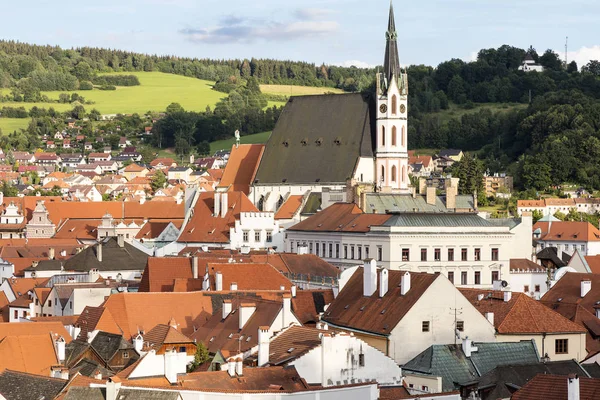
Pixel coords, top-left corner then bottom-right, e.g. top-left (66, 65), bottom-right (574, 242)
top-left (477, 294), bottom-right (485, 301)
top-left (54, 336), bottom-right (66, 362)
top-left (213, 192), bottom-right (221, 217)
top-left (49, 247), bottom-right (55, 260)
top-left (105, 377), bottom-right (121, 400)
top-left (230, 282), bottom-right (238, 291)
top-left (418, 177), bottom-right (427, 195)
top-left (97, 242), bottom-right (103, 262)
top-left (60, 249), bottom-right (67, 257)
top-left (73, 325), bottom-right (81, 340)
top-left (379, 268), bottom-right (389, 297)
top-left (401, 271), bottom-right (411, 296)
top-left (192, 257), bottom-right (199, 279)
top-left (227, 358), bottom-right (236, 377)
top-left (282, 293), bottom-right (292, 328)
top-left (117, 234), bottom-right (124, 248)
top-left (133, 333), bottom-right (143, 354)
top-left (215, 271), bottom-right (223, 291)
top-left (297, 245), bottom-right (308, 255)
top-left (462, 337), bottom-right (478, 358)
top-left (291, 285), bottom-right (297, 298)
top-left (581, 280), bottom-right (591, 298)
top-left (221, 192), bottom-right (228, 218)
top-left (258, 326), bottom-right (270, 367)
top-left (235, 357), bottom-right (243, 376)
top-left (426, 186), bottom-right (436, 206)
top-left (485, 312), bottom-right (494, 326)
top-left (94, 370), bottom-right (102, 380)
top-left (164, 349), bottom-right (179, 384)
top-left (568, 374), bottom-right (580, 400)
top-left (222, 299), bottom-right (232, 319)
top-left (363, 259), bottom-right (377, 297)
top-left (503, 291), bottom-right (512, 302)
top-left (239, 302), bottom-right (256, 329)
top-left (446, 184), bottom-right (457, 210)
top-left (473, 190), bottom-right (478, 209)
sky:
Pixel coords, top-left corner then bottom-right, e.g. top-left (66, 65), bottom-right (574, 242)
top-left (2, 0), bottom-right (600, 68)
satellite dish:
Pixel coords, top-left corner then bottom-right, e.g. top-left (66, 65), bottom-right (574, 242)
top-left (501, 280), bottom-right (508, 288)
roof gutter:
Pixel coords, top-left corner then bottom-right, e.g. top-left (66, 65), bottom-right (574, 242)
top-left (322, 320), bottom-right (390, 339)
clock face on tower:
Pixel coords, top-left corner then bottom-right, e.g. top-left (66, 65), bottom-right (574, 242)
top-left (379, 104), bottom-right (387, 113)
top-left (400, 104), bottom-right (406, 114)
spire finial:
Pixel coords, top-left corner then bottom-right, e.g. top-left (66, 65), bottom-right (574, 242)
top-left (383, 2), bottom-right (400, 89)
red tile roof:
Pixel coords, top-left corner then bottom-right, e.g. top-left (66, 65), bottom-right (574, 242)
top-left (511, 374), bottom-right (600, 400)
top-left (291, 289), bottom-right (335, 324)
top-left (135, 219), bottom-right (183, 240)
top-left (322, 268), bottom-right (437, 335)
top-left (138, 257), bottom-right (194, 292)
top-left (206, 262), bottom-right (293, 291)
top-left (0, 334), bottom-right (61, 375)
top-left (178, 191), bottom-right (258, 243)
top-left (584, 255), bottom-right (600, 274)
top-left (150, 158), bottom-right (176, 167)
top-left (143, 323), bottom-right (194, 350)
top-left (0, 321), bottom-right (72, 342)
top-left (275, 195), bottom-right (303, 219)
top-left (218, 144), bottom-right (264, 194)
top-left (533, 221), bottom-right (600, 242)
top-left (510, 258), bottom-right (546, 272)
top-left (288, 203), bottom-right (391, 232)
top-left (459, 289), bottom-right (585, 334)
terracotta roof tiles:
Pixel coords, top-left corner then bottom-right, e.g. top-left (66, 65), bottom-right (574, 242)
top-left (533, 221), bottom-right (600, 242)
top-left (218, 144), bottom-right (264, 194)
top-left (274, 195), bottom-right (303, 220)
top-left (288, 203), bottom-right (391, 233)
top-left (512, 374), bottom-right (600, 400)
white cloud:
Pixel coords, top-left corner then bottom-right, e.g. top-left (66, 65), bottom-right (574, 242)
top-left (559, 45), bottom-right (600, 68)
top-left (337, 60), bottom-right (375, 68)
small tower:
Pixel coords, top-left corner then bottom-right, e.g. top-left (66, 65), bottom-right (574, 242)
top-left (375, 2), bottom-right (409, 192)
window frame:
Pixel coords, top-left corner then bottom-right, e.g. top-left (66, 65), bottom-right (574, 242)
top-left (422, 320), bottom-right (430, 332)
top-left (421, 248), bottom-right (427, 262)
top-left (402, 248), bottom-right (410, 262)
top-left (555, 339), bottom-right (568, 354)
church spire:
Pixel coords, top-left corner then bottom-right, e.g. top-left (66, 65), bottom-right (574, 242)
top-left (383, 1), bottom-right (401, 89)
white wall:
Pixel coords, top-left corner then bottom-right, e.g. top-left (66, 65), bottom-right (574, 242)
top-left (69, 287), bottom-right (113, 315)
top-left (25, 269), bottom-right (142, 281)
top-left (230, 212), bottom-right (283, 251)
top-left (388, 275), bottom-right (496, 364)
top-left (509, 270), bottom-right (548, 298)
top-left (250, 183), bottom-right (346, 213)
top-left (289, 333), bottom-right (402, 386)
top-left (353, 157), bottom-right (375, 184)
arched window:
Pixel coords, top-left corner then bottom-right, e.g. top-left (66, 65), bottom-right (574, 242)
top-left (381, 126), bottom-right (386, 146)
top-left (381, 165), bottom-right (385, 182)
top-left (401, 126), bottom-right (406, 147)
top-left (402, 166), bottom-right (406, 183)
top-left (391, 165), bottom-right (397, 182)
top-left (257, 196), bottom-right (265, 211)
top-left (277, 196), bottom-right (284, 209)
top-left (391, 95), bottom-right (397, 115)
top-left (392, 126), bottom-right (397, 146)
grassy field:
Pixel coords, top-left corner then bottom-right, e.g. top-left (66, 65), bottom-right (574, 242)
top-left (430, 102), bottom-right (527, 125)
top-left (0, 118), bottom-right (30, 133)
top-left (261, 84), bottom-right (344, 96)
top-left (210, 131), bottom-right (272, 153)
top-left (38, 72), bottom-right (224, 115)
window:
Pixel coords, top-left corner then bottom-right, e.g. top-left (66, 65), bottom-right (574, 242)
top-left (359, 353), bottom-right (365, 367)
top-left (322, 243), bottom-right (326, 257)
top-left (474, 271), bottom-right (481, 285)
top-left (461, 271), bottom-right (468, 285)
top-left (456, 320), bottom-right (464, 332)
top-left (555, 339), bottom-right (568, 354)
top-left (402, 248), bottom-right (410, 262)
top-left (309, 242), bottom-right (314, 254)
top-left (391, 95), bottom-right (397, 114)
top-left (421, 248), bottom-right (427, 262)
top-left (377, 246), bottom-right (382, 261)
top-left (422, 321), bottom-right (430, 332)
top-left (535, 285), bottom-right (541, 292)
top-left (474, 248), bottom-right (481, 261)
top-left (448, 248), bottom-right (454, 261)
top-left (365, 246), bottom-right (370, 259)
top-left (401, 126), bottom-right (406, 147)
top-left (69, 301), bottom-right (73, 309)
top-left (491, 271), bottom-right (499, 283)
top-left (344, 245), bottom-right (348, 259)
top-left (242, 231), bottom-right (249, 243)
top-left (448, 271), bottom-right (454, 284)
top-left (49, 300), bottom-right (52, 307)
top-left (254, 231), bottom-right (261, 242)
top-left (434, 248), bottom-right (441, 261)
top-left (329, 243), bottom-right (333, 258)
top-left (351, 246), bottom-right (355, 259)
top-left (381, 126), bottom-right (386, 146)
top-left (392, 126), bottom-right (397, 146)
top-left (35, 299), bottom-right (39, 306)
top-left (564, 244), bottom-right (569, 251)
top-left (13, 310), bottom-right (18, 320)
top-left (266, 231), bottom-right (272, 243)
top-left (336, 244), bottom-right (340, 258)
top-left (421, 386), bottom-right (429, 392)
top-left (391, 165), bottom-right (397, 182)
top-left (179, 346), bottom-right (186, 353)
top-left (123, 351), bottom-right (129, 358)
top-left (316, 244), bottom-right (320, 257)
top-left (461, 248), bottom-right (468, 261)
top-left (381, 165), bottom-right (385, 182)
top-left (581, 245), bottom-right (586, 251)
top-left (491, 248), bottom-right (499, 261)
top-left (358, 246), bottom-right (362, 260)
top-left (524, 285), bottom-right (530, 293)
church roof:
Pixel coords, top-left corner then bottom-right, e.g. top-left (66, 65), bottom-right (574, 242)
top-left (384, 3), bottom-right (401, 87)
top-left (254, 93), bottom-right (375, 185)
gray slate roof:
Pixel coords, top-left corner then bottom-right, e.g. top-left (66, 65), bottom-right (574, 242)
top-left (255, 93), bottom-right (375, 185)
top-left (91, 331), bottom-right (136, 363)
top-left (365, 193), bottom-right (476, 214)
top-left (0, 370), bottom-right (67, 400)
top-left (382, 213), bottom-right (498, 228)
top-left (26, 237), bottom-right (148, 273)
top-left (403, 341), bottom-right (539, 392)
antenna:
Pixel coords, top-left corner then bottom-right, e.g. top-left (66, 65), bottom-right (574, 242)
top-left (565, 36), bottom-right (568, 67)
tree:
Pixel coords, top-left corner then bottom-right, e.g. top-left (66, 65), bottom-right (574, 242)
top-left (151, 170), bottom-right (167, 192)
top-left (532, 209), bottom-right (544, 223)
top-left (582, 60), bottom-right (600, 75)
top-left (197, 141), bottom-right (210, 156)
top-left (1, 181), bottom-right (18, 197)
top-left (567, 61), bottom-right (578, 73)
top-left (187, 342), bottom-right (210, 372)
top-left (539, 49), bottom-right (563, 71)
top-left (166, 102), bottom-right (184, 114)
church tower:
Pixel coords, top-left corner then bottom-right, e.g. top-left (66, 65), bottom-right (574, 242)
top-left (375, 2), bottom-right (409, 192)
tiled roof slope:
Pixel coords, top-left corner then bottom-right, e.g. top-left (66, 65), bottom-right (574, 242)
top-left (0, 370), bottom-right (67, 400)
top-left (206, 262), bottom-right (293, 291)
top-left (75, 306), bottom-right (122, 341)
top-left (138, 257), bottom-right (193, 292)
top-left (253, 253), bottom-right (340, 278)
top-left (218, 144), bottom-right (264, 194)
top-left (322, 268), bottom-right (437, 335)
top-left (291, 289), bottom-right (335, 324)
top-left (178, 191), bottom-right (258, 243)
top-left (0, 321), bottom-right (72, 342)
top-left (0, 334), bottom-right (61, 375)
top-left (511, 374), bottom-right (600, 400)
top-left (275, 195), bottom-right (303, 219)
top-left (254, 93), bottom-right (375, 185)
top-left (533, 221), bottom-right (600, 242)
top-left (144, 323), bottom-right (194, 349)
top-left (254, 325), bottom-right (323, 365)
top-left (288, 203), bottom-right (391, 233)
top-left (459, 289), bottom-right (585, 334)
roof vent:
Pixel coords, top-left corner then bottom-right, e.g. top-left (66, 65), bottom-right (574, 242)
top-left (301, 138), bottom-right (308, 146)
top-left (282, 141), bottom-right (289, 147)
top-left (287, 347), bottom-right (295, 353)
top-left (315, 138), bottom-right (323, 146)
top-left (334, 137), bottom-right (341, 145)
top-left (282, 178), bottom-right (287, 183)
